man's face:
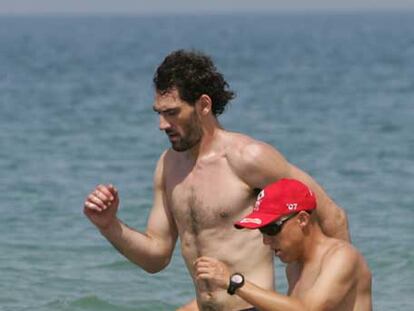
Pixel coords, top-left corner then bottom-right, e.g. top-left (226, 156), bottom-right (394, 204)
top-left (153, 89), bottom-right (203, 152)
top-left (261, 214), bottom-right (302, 263)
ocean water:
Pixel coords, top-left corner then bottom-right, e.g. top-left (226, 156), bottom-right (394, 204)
top-left (0, 12), bottom-right (413, 311)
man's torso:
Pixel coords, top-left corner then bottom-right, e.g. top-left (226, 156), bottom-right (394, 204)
top-left (163, 132), bottom-right (274, 310)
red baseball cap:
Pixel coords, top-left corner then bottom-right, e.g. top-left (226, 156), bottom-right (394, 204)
top-left (235, 178), bottom-right (316, 229)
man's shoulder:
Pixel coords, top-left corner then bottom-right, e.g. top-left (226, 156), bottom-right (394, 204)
top-left (224, 131), bottom-right (286, 174)
top-left (154, 149), bottom-right (177, 173)
top-left (160, 148), bottom-right (180, 163)
top-left (223, 131), bottom-right (278, 163)
top-left (222, 131), bottom-right (258, 146)
top-left (222, 130), bottom-right (288, 189)
top-left (323, 239), bottom-right (362, 269)
top-left (318, 238), bottom-right (371, 288)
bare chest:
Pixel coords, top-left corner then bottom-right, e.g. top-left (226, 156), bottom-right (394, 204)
top-left (289, 263), bottom-right (322, 297)
top-left (165, 158), bottom-right (254, 233)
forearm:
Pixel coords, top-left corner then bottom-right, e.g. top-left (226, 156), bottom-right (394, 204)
top-left (318, 201), bottom-right (350, 241)
top-left (99, 218), bottom-right (172, 273)
top-left (284, 165), bottom-right (350, 241)
top-left (235, 281), bottom-right (305, 311)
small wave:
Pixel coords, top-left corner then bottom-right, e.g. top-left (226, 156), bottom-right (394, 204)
top-left (70, 296), bottom-right (135, 310)
top-left (43, 295), bottom-right (136, 311)
top-left (42, 295), bottom-right (176, 311)
top-left (92, 260), bottom-right (134, 270)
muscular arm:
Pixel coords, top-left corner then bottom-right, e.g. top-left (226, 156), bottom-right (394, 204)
top-left (88, 153), bottom-right (178, 273)
top-left (195, 246), bottom-right (360, 310)
top-left (231, 246), bottom-right (359, 311)
top-left (236, 281), bottom-right (304, 311)
top-left (232, 140), bottom-right (349, 240)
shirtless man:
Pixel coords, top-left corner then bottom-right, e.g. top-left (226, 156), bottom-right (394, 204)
top-left (195, 179), bottom-right (372, 311)
top-left (83, 50), bottom-right (349, 311)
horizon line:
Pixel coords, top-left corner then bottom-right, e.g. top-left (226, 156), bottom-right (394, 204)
top-left (1, 8), bottom-right (414, 17)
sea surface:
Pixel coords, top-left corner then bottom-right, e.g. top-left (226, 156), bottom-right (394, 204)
top-left (0, 12), bottom-right (413, 311)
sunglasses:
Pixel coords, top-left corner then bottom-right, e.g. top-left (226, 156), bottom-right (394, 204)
top-left (259, 212), bottom-right (299, 236)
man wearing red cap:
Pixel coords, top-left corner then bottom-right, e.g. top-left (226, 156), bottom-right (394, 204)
top-left (194, 179), bottom-right (372, 311)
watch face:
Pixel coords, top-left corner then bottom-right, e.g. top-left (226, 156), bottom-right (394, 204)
top-left (231, 274), bottom-right (243, 284)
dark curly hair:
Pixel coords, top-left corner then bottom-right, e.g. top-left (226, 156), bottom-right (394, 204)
top-left (153, 50), bottom-right (235, 117)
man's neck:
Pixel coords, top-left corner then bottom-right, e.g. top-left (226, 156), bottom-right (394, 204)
top-left (187, 118), bottom-right (223, 160)
top-left (299, 223), bottom-right (328, 264)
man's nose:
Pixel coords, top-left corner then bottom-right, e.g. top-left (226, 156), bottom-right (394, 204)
top-left (159, 114), bottom-right (170, 130)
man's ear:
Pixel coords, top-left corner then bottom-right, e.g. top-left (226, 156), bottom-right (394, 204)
top-left (196, 94), bottom-right (212, 116)
top-left (297, 211), bottom-right (311, 229)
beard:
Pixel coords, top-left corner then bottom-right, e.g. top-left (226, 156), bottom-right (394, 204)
top-left (168, 111), bottom-right (203, 152)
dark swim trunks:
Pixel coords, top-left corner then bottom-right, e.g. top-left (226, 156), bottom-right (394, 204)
top-left (239, 308), bottom-right (258, 311)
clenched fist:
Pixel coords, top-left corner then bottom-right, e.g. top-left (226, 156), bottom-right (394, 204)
top-left (83, 184), bottom-right (120, 230)
top-left (194, 256), bottom-right (231, 290)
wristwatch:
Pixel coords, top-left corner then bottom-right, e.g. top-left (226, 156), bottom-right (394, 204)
top-left (227, 273), bottom-right (245, 295)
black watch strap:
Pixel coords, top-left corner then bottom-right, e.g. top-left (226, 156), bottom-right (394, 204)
top-left (227, 273), bottom-right (245, 295)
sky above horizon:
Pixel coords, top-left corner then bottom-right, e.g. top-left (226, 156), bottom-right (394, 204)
top-left (1, 0), bottom-right (414, 14)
